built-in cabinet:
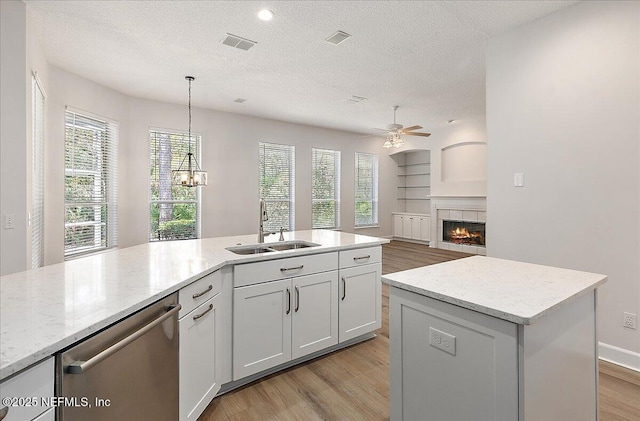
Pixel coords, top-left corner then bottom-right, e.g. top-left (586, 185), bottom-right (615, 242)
top-left (338, 247), bottom-right (382, 342)
top-left (390, 286), bottom-right (598, 421)
top-left (178, 268), bottom-right (232, 421)
top-left (393, 213), bottom-right (430, 242)
top-left (233, 247), bottom-right (382, 382)
top-left (0, 357), bottom-right (54, 421)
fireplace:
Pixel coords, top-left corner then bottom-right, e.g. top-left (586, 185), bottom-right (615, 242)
top-left (443, 220), bottom-right (486, 247)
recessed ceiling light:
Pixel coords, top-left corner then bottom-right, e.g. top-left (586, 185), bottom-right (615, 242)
top-left (234, 98), bottom-right (247, 103)
top-left (257, 9), bottom-right (274, 21)
top-left (448, 119), bottom-right (456, 124)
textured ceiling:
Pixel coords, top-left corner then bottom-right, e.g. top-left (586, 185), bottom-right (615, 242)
top-left (25, 0), bottom-right (576, 135)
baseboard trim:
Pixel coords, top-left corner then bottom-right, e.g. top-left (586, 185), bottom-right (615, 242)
top-left (599, 342), bottom-right (640, 372)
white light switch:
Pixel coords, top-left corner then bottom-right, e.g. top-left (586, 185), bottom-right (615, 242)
top-left (514, 173), bottom-right (524, 187)
top-left (429, 327), bottom-right (456, 356)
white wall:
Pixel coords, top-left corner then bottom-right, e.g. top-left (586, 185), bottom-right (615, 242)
top-left (27, 66), bottom-right (395, 266)
top-left (124, 97), bottom-right (396, 248)
top-left (389, 117), bottom-right (487, 199)
top-left (487, 0), bottom-right (640, 367)
top-left (0, 0), bottom-right (28, 276)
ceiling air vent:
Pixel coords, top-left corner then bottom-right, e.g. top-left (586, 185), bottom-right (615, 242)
top-left (344, 95), bottom-right (367, 104)
top-left (221, 33), bottom-right (257, 51)
top-left (325, 31), bottom-right (351, 46)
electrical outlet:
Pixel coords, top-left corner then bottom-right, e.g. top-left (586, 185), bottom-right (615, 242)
top-left (3, 214), bottom-right (15, 229)
top-left (429, 327), bottom-right (456, 356)
top-left (623, 312), bottom-right (637, 329)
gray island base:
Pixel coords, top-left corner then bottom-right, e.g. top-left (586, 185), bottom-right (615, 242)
top-left (382, 256), bottom-right (607, 421)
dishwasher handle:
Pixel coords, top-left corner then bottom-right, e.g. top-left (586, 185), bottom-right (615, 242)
top-left (67, 303), bottom-right (182, 374)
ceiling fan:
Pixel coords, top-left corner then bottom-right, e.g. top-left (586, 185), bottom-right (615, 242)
top-left (376, 106), bottom-right (431, 149)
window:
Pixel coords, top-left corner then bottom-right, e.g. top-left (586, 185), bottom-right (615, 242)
top-left (31, 74), bottom-right (45, 268)
top-left (312, 148), bottom-right (341, 229)
top-left (64, 109), bottom-right (118, 258)
top-left (354, 152), bottom-right (379, 227)
top-left (259, 142), bottom-right (295, 231)
top-left (149, 129), bottom-right (201, 241)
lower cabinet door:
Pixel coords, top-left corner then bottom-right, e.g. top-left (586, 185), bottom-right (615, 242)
top-left (410, 216), bottom-right (421, 240)
top-left (291, 271), bottom-right (338, 360)
top-left (420, 217), bottom-right (431, 241)
top-left (179, 295), bottom-right (220, 421)
top-left (338, 263), bottom-right (382, 342)
top-left (393, 215), bottom-right (403, 237)
top-left (233, 279), bottom-right (292, 380)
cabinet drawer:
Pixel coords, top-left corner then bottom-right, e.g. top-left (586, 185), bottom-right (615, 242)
top-left (339, 246), bottom-right (381, 269)
top-left (0, 358), bottom-right (54, 421)
top-left (179, 270), bottom-right (222, 318)
top-left (234, 252), bottom-right (338, 287)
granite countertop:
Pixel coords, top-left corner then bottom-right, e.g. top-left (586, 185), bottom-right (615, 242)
top-left (382, 256), bottom-right (606, 325)
top-left (0, 230), bottom-right (388, 380)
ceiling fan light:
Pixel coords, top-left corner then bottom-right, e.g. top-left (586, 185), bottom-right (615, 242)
top-left (383, 139), bottom-right (393, 148)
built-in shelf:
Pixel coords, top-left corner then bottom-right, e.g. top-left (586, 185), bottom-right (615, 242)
top-left (395, 150), bottom-right (431, 214)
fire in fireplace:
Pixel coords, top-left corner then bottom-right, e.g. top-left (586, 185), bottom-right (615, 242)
top-left (443, 220), bottom-right (485, 247)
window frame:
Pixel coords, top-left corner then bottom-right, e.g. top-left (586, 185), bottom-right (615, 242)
top-left (64, 107), bottom-right (118, 259)
top-left (148, 127), bottom-right (202, 242)
top-left (311, 147), bottom-right (341, 230)
top-left (259, 141), bottom-right (296, 232)
top-left (354, 152), bottom-right (379, 228)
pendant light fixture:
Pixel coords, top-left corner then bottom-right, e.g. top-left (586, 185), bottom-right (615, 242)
top-left (172, 76), bottom-right (207, 187)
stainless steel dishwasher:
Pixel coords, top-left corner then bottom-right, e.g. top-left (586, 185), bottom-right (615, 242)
top-left (56, 293), bottom-right (181, 421)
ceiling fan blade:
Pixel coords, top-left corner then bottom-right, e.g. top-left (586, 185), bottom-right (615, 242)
top-left (401, 125), bottom-right (422, 132)
top-left (404, 132), bottom-right (431, 137)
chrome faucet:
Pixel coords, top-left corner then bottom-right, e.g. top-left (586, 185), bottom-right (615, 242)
top-left (258, 198), bottom-right (274, 243)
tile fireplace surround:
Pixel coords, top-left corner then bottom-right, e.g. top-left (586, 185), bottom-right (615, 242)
top-left (430, 196), bottom-right (487, 255)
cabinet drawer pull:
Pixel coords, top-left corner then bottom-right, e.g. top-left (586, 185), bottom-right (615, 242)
top-left (192, 284), bottom-right (213, 299)
top-left (295, 286), bottom-right (300, 312)
top-left (280, 265), bottom-right (304, 272)
top-left (342, 277), bottom-right (346, 301)
top-left (193, 303), bottom-right (214, 321)
top-left (353, 255), bottom-right (371, 261)
top-left (286, 287), bottom-right (291, 314)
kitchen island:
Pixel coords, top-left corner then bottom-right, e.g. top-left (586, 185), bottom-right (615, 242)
top-left (382, 256), bottom-right (607, 421)
top-left (0, 230), bottom-right (388, 421)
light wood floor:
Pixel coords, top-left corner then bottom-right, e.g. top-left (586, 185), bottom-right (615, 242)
top-left (200, 241), bottom-right (640, 421)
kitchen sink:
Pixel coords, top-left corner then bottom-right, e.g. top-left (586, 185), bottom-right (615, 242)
top-left (226, 241), bottom-right (320, 255)
top-left (225, 245), bottom-right (276, 255)
top-left (267, 241), bottom-right (320, 251)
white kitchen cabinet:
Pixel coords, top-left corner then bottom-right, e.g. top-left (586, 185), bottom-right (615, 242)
top-left (179, 270), bottom-right (228, 421)
top-left (393, 214), bottom-right (403, 237)
top-left (0, 357), bottom-right (53, 421)
top-left (393, 213), bottom-right (429, 242)
top-left (419, 216), bottom-right (431, 241)
top-left (233, 278), bottom-right (292, 380)
top-left (389, 285), bottom-right (599, 421)
top-left (32, 408), bottom-right (54, 421)
top-left (338, 263), bottom-right (382, 342)
top-left (233, 272), bottom-right (338, 380)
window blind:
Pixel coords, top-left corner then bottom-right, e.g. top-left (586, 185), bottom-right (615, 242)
top-left (354, 152), bottom-right (379, 227)
top-left (312, 148), bottom-right (341, 229)
top-left (149, 129), bottom-right (200, 241)
top-left (259, 142), bottom-right (295, 231)
top-left (31, 75), bottom-right (45, 268)
top-left (64, 109), bottom-right (118, 258)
